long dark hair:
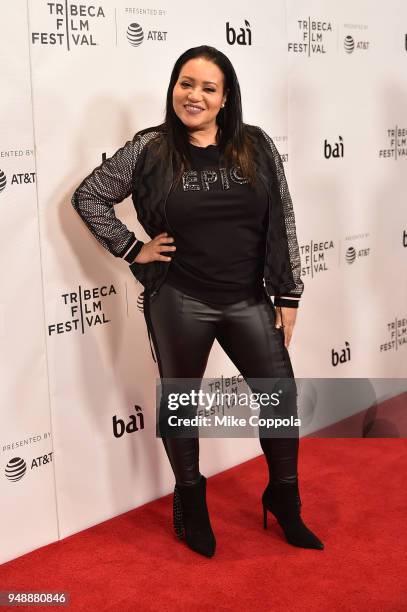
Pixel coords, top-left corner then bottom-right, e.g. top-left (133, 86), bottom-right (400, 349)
top-left (162, 45), bottom-right (256, 185)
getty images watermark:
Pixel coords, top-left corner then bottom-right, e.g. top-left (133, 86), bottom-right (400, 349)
top-left (155, 377), bottom-right (300, 438)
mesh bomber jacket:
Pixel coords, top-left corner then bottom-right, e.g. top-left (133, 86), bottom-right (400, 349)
top-left (71, 124), bottom-right (304, 308)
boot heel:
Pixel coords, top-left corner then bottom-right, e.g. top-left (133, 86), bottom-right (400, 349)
top-left (174, 475), bottom-right (216, 558)
top-left (262, 481), bottom-right (324, 550)
top-left (262, 503), bottom-right (268, 530)
top-left (173, 485), bottom-right (185, 540)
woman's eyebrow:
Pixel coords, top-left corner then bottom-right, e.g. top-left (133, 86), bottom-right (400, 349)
top-left (180, 75), bottom-right (218, 86)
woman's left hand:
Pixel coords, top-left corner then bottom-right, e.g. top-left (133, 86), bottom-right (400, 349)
top-left (275, 306), bottom-right (297, 348)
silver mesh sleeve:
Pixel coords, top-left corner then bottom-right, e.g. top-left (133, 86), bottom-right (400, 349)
top-left (259, 128), bottom-right (304, 298)
top-left (71, 133), bottom-right (146, 258)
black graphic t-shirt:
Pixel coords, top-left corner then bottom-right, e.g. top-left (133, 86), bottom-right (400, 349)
top-left (165, 142), bottom-right (268, 304)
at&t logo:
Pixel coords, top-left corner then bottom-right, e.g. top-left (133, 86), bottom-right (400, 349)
top-left (226, 20), bottom-right (252, 46)
top-left (0, 171), bottom-right (35, 193)
top-left (4, 453), bottom-right (53, 482)
top-left (344, 35), bottom-right (354, 53)
top-left (11, 172), bottom-right (36, 185)
top-left (126, 22), bottom-right (167, 46)
top-left (5, 457), bottom-right (27, 482)
top-left (343, 232), bottom-right (370, 265)
top-left (346, 246), bottom-right (356, 264)
top-left (344, 35), bottom-right (369, 53)
top-left (0, 170), bottom-right (6, 193)
top-left (127, 23), bottom-right (143, 46)
top-left (345, 246), bottom-right (370, 264)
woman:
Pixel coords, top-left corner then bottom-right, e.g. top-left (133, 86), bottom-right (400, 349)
top-left (72, 45), bottom-right (324, 558)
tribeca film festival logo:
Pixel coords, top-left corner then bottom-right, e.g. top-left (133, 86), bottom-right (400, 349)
top-left (203, 375), bottom-right (246, 415)
top-left (324, 136), bottom-right (344, 159)
top-left (226, 20), bottom-right (252, 46)
top-left (380, 316), bottom-right (407, 352)
top-left (343, 23), bottom-right (369, 54)
top-left (112, 405), bottom-right (144, 438)
top-left (344, 232), bottom-right (370, 265)
top-left (31, 2), bottom-right (106, 50)
top-left (379, 126), bottom-right (407, 159)
top-left (48, 284), bottom-right (116, 336)
top-left (288, 17), bottom-right (334, 56)
top-left (332, 341), bottom-right (351, 367)
top-left (4, 453), bottom-right (53, 482)
top-left (300, 239), bottom-right (335, 278)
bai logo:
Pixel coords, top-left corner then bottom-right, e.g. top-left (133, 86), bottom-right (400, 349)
top-left (112, 406), bottom-right (145, 438)
top-left (324, 136), bottom-right (344, 159)
top-left (332, 341), bottom-right (351, 366)
top-left (226, 20), bottom-right (252, 46)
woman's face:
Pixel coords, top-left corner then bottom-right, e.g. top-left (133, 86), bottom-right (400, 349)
top-left (172, 57), bottom-right (227, 134)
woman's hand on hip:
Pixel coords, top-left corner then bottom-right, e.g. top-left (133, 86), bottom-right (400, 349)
top-left (133, 232), bottom-right (176, 264)
top-left (275, 306), bottom-right (297, 348)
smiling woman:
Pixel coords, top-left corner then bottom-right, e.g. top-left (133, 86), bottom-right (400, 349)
top-left (71, 44), bottom-right (322, 560)
top-left (172, 57), bottom-right (227, 145)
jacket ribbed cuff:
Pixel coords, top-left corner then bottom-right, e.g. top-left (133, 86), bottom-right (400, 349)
top-left (123, 240), bottom-right (144, 263)
top-left (274, 296), bottom-right (300, 309)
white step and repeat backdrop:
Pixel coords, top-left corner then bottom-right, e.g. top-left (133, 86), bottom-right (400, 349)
top-left (1, 0), bottom-right (406, 564)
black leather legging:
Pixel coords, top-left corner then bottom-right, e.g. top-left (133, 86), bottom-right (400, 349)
top-left (144, 281), bottom-right (299, 487)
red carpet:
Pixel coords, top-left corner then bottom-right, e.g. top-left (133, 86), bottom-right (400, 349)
top-left (0, 439), bottom-right (406, 611)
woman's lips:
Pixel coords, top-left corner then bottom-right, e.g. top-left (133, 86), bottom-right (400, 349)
top-left (184, 104), bottom-right (204, 115)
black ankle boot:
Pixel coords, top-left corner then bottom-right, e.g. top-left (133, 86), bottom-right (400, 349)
top-left (262, 480), bottom-right (324, 550)
top-left (172, 475), bottom-right (216, 558)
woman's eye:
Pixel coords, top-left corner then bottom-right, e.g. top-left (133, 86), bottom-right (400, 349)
top-left (180, 82), bottom-right (215, 93)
